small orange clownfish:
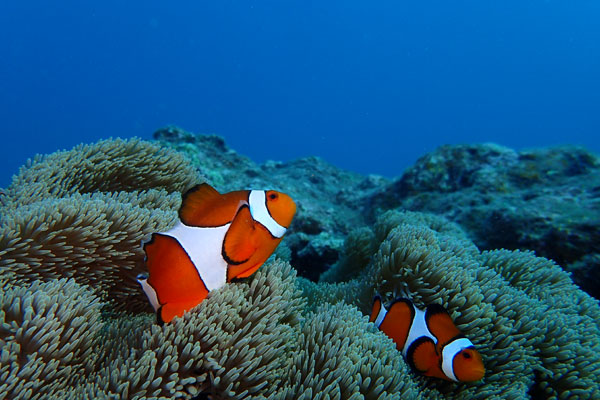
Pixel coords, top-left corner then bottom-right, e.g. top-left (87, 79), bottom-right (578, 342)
top-left (370, 295), bottom-right (485, 382)
top-left (137, 183), bottom-right (296, 324)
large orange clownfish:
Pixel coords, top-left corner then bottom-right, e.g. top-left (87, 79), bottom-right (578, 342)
top-left (370, 295), bottom-right (485, 382)
top-left (137, 183), bottom-right (296, 324)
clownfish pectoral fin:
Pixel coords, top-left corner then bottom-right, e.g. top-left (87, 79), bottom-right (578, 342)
top-left (407, 337), bottom-right (447, 380)
top-left (233, 262), bottom-right (262, 279)
top-left (222, 205), bottom-right (258, 267)
top-left (425, 303), bottom-right (462, 348)
top-left (179, 183), bottom-right (228, 227)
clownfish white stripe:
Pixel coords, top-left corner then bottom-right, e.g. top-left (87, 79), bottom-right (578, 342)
top-left (162, 221), bottom-right (230, 291)
top-left (441, 337), bottom-right (475, 382)
top-left (249, 190), bottom-right (287, 238)
top-left (136, 275), bottom-right (160, 312)
top-left (373, 302), bottom-right (388, 327)
top-left (402, 307), bottom-right (435, 357)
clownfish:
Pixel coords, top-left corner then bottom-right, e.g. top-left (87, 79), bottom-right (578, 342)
top-left (137, 183), bottom-right (296, 324)
top-left (369, 295), bottom-right (485, 382)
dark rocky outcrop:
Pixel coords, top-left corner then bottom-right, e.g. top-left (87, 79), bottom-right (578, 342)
top-left (376, 144), bottom-right (600, 299)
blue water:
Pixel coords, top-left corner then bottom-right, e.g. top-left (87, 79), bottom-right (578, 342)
top-left (1, 1), bottom-right (599, 188)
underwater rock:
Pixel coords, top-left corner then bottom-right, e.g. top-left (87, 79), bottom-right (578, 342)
top-left (155, 128), bottom-right (600, 300)
top-left (377, 143), bottom-right (600, 299)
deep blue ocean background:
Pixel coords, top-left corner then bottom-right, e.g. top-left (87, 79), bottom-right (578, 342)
top-left (1, 1), bottom-right (599, 188)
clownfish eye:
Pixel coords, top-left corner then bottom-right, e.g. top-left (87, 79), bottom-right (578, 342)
top-left (462, 351), bottom-right (471, 359)
top-left (268, 193), bottom-right (278, 200)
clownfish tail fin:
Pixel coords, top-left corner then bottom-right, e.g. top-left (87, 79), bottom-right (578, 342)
top-left (369, 293), bottom-right (386, 325)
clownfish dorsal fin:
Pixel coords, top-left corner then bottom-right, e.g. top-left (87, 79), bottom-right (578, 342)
top-left (179, 183), bottom-right (231, 227)
top-left (425, 303), bottom-right (462, 348)
top-left (222, 205), bottom-right (259, 269)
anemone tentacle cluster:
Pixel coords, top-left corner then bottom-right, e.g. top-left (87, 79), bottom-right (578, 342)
top-left (1, 138), bottom-right (598, 399)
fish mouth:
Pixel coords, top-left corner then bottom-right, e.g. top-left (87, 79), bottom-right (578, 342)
top-left (473, 366), bottom-right (485, 381)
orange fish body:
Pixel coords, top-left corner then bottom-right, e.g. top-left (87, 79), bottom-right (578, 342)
top-left (370, 295), bottom-right (485, 382)
top-left (138, 183), bottom-right (296, 323)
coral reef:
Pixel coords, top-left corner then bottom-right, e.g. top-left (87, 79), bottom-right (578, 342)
top-left (375, 144), bottom-right (600, 300)
top-left (1, 135), bottom-right (599, 399)
top-left (153, 129), bottom-right (600, 301)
